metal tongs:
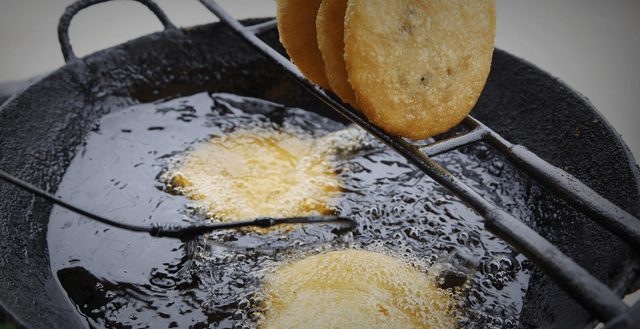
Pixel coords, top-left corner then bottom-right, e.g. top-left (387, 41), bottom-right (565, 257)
top-left (196, 0), bottom-right (640, 326)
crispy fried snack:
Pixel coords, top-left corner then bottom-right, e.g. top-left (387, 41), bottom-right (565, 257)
top-left (316, 0), bottom-right (360, 109)
top-left (261, 250), bottom-right (456, 329)
top-left (277, 0), bottom-right (332, 90)
top-left (344, 0), bottom-right (496, 140)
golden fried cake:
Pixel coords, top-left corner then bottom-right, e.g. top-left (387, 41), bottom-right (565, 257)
top-left (163, 127), bottom-right (341, 227)
top-left (261, 249), bottom-right (456, 328)
top-left (277, 0), bottom-right (332, 90)
top-left (316, 0), bottom-right (360, 109)
top-left (343, 0), bottom-right (496, 140)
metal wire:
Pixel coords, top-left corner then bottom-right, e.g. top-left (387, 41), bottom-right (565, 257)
top-left (0, 169), bottom-right (356, 241)
top-left (197, 0), bottom-right (640, 325)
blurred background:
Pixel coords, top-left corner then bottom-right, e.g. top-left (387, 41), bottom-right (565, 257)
top-left (0, 0), bottom-right (638, 161)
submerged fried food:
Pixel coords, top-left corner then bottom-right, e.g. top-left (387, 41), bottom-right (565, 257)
top-left (344, 0), bottom-right (496, 140)
top-left (261, 249), bottom-right (456, 329)
top-left (277, 0), bottom-right (332, 90)
top-left (164, 127), bottom-right (341, 226)
top-left (316, 0), bottom-right (360, 109)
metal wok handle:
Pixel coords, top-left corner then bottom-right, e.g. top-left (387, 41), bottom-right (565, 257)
top-left (58, 0), bottom-right (176, 62)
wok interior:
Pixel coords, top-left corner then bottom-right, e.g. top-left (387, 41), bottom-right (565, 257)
top-left (1, 19), bottom-right (639, 328)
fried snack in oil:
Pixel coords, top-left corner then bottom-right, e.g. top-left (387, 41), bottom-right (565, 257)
top-left (316, 0), bottom-right (360, 109)
top-left (164, 127), bottom-right (341, 233)
top-left (277, 0), bottom-right (332, 90)
top-left (344, 0), bottom-right (496, 140)
top-left (261, 250), bottom-right (456, 329)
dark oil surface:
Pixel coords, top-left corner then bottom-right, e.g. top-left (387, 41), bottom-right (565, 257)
top-left (48, 92), bottom-right (534, 328)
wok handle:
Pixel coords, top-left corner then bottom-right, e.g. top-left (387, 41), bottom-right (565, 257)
top-left (58, 0), bottom-right (176, 63)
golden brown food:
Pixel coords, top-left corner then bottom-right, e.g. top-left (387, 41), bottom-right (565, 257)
top-left (316, 0), bottom-right (360, 109)
top-left (277, 0), bottom-right (332, 90)
top-left (261, 249), bottom-right (456, 329)
top-left (163, 127), bottom-right (341, 227)
top-left (343, 0), bottom-right (496, 140)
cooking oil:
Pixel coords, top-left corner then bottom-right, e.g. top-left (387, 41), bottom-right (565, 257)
top-left (48, 91), bottom-right (533, 328)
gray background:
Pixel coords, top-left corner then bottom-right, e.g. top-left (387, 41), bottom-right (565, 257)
top-left (1, 0), bottom-right (638, 161)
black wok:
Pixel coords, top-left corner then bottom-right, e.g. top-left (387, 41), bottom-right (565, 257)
top-left (1, 5), bottom-right (639, 329)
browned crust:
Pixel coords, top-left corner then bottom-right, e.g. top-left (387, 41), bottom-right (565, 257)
top-left (344, 0), bottom-right (497, 140)
top-left (316, 0), bottom-right (360, 108)
top-left (277, 0), bottom-right (332, 90)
